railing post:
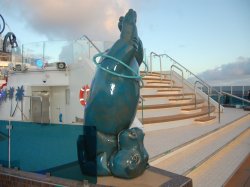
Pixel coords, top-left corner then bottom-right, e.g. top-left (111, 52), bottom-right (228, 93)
top-left (22, 44), bottom-right (24, 64)
top-left (7, 119), bottom-right (12, 168)
top-left (170, 65), bottom-right (184, 97)
top-left (194, 81), bottom-right (211, 117)
top-left (79, 35), bottom-right (101, 53)
top-left (242, 86), bottom-right (245, 106)
top-left (218, 94), bottom-right (221, 123)
top-left (150, 53), bottom-right (153, 74)
top-left (159, 57), bottom-right (162, 80)
top-left (43, 41), bottom-right (45, 63)
top-left (208, 87), bottom-right (211, 117)
top-left (150, 52), bottom-right (161, 75)
top-left (140, 96), bottom-right (144, 124)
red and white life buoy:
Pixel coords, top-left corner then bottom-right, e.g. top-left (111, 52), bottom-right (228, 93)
top-left (0, 77), bottom-right (7, 90)
top-left (79, 85), bottom-right (90, 106)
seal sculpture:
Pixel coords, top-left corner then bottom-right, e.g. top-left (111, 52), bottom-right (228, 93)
top-left (77, 9), bottom-right (149, 179)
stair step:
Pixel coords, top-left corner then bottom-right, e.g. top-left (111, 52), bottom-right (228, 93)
top-left (141, 71), bottom-right (161, 75)
top-left (143, 77), bottom-right (171, 81)
top-left (142, 97), bottom-right (169, 105)
top-left (143, 74), bottom-right (162, 78)
top-left (150, 115), bottom-right (250, 176)
top-left (144, 83), bottom-right (172, 86)
top-left (181, 105), bottom-right (206, 111)
top-left (187, 128), bottom-right (250, 187)
top-left (137, 108), bottom-right (181, 118)
top-left (144, 85), bottom-right (182, 88)
top-left (143, 105), bottom-right (215, 125)
top-left (169, 98), bottom-right (193, 101)
top-left (138, 99), bottom-right (204, 110)
top-left (146, 80), bottom-right (172, 84)
top-left (141, 105), bottom-right (214, 124)
top-left (181, 106), bottom-right (215, 115)
top-left (142, 93), bottom-right (194, 98)
top-left (223, 153), bottom-right (250, 187)
top-left (195, 115), bottom-right (216, 122)
top-left (157, 89), bottom-right (182, 92)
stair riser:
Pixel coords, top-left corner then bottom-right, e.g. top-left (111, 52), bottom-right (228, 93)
top-left (141, 88), bottom-right (158, 95)
top-left (142, 98), bottom-right (169, 105)
top-left (143, 118), bottom-right (194, 132)
top-left (156, 91), bottom-right (181, 94)
top-left (137, 108), bottom-right (181, 118)
top-left (145, 83), bottom-right (172, 86)
top-left (168, 99), bottom-right (193, 104)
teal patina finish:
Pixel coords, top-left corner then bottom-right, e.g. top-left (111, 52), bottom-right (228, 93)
top-left (78, 9), bottom-right (149, 179)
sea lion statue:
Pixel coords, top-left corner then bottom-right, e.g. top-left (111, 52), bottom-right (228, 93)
top-left (77, 9), bottom-right (149, 179)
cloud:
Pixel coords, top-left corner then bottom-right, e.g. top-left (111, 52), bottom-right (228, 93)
top-left (198, 57), bottom-right (250, 80)
top-left (197, 57), bottom-right (250, 85)
top-left (2, 0), bottom-right (132, 41)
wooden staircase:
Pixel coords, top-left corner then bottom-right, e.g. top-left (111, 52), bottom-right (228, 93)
top-left (139, 70), bottom-right (250, 187)
top-left (137, 71), bottom-right (217, 127)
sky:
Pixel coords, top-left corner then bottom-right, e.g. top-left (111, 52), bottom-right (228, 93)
top-left (0, 0), bottom-right (250, 79)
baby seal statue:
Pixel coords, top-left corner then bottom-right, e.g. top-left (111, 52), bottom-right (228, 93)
top-left (77, 9), bottom-right (149, 179)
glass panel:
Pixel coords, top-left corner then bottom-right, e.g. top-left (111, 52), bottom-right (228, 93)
top-left (22, 42), bottom-right (44, 66)
top-left (0, 120), bottom-right (97, 183)
top-left (243, 86), bottom-right (250, 106)
top-left (44, 41), bottom-right (73, 65)
top-left (232, 86), bottom-right (243, 97)
top-left (73, 40), bottom-right (89, 63)
top-left (222, 86), bottom-right (231, 94)
top-left (243, 86), bottom-right (250, 99)
top-left (211, 86), bottom-right (220, 94)
top-left (0, 120), bottom-right (9, 167)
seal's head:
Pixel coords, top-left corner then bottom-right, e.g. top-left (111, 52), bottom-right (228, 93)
top-left (118, 16), bottom-right (124, 31)
top-left (120, 9), bottom-right (138, 44)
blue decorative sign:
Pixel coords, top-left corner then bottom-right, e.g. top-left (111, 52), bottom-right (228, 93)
top-left (16, 86), bottom-right (24, 101)
top-left (35, 59), bottom-right (44, 68)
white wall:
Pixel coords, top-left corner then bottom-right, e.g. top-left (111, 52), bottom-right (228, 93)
top-left (50, 86), bottom-right (67, 124)
top-left (0, 58), bottom-right (97, 124)
top-left (67, 58), bottom-right (95, 124)
top-left (7, 69), bottom-right (69, 87)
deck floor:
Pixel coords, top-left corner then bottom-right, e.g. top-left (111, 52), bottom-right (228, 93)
top-left (145, 107), bottom-right (249, 159)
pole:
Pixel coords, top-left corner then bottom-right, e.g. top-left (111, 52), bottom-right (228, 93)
top-left (7, 119), bottom-right (12, 168)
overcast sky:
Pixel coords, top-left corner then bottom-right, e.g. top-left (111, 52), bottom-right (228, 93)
top-left (0, 0), bottom-right (249, 77)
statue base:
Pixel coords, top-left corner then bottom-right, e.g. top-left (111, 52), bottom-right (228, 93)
top-left (0, 164), bottom-right (192, 187)
top-left (97, 166), bottom-right (192, 187)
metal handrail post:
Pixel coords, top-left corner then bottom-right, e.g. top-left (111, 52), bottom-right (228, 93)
top-left (160, 53), bottom-right (224, 121)
top-left (140, 96), bottom-right (144, 124)
top-left (160, 53), bottom-right (211, 87)
top-left (21, 44), bottom-right (24, 64)
top-left (7, 120), bottom-right (12, 168)
top-left (218, 94), bottom-right (221, 123)
top-left (194, 81), bottom-right (211, 117)
top-left (170, 65), bottom-right (184, 97)
top-left (159, 57), bottom-right (162, 80)
top-left (79, 35), bottom-right (101, 53)
top-left (149, 52), bottom-right (161, 76)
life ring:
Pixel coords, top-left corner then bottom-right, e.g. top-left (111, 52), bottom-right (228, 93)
top-left (79, 85), bottom-right (90, 106)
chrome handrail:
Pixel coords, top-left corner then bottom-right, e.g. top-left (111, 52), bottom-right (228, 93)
top-left (160, 53), bottom-right (224, 122)
top-left (194, 81), bottom-right (211, 117)
top-left (159, 53), bottom-right (210, 87)
top-left (79, 35), bottom-right (101, 53)
top-left (170, 64), bottom-right (184, 97)
top-left (221, 91), bottom-right (250, 104)
top-left (140, 96), bottom-right (144, 124)
top-left (150, 52), bottom-right (162, 79)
